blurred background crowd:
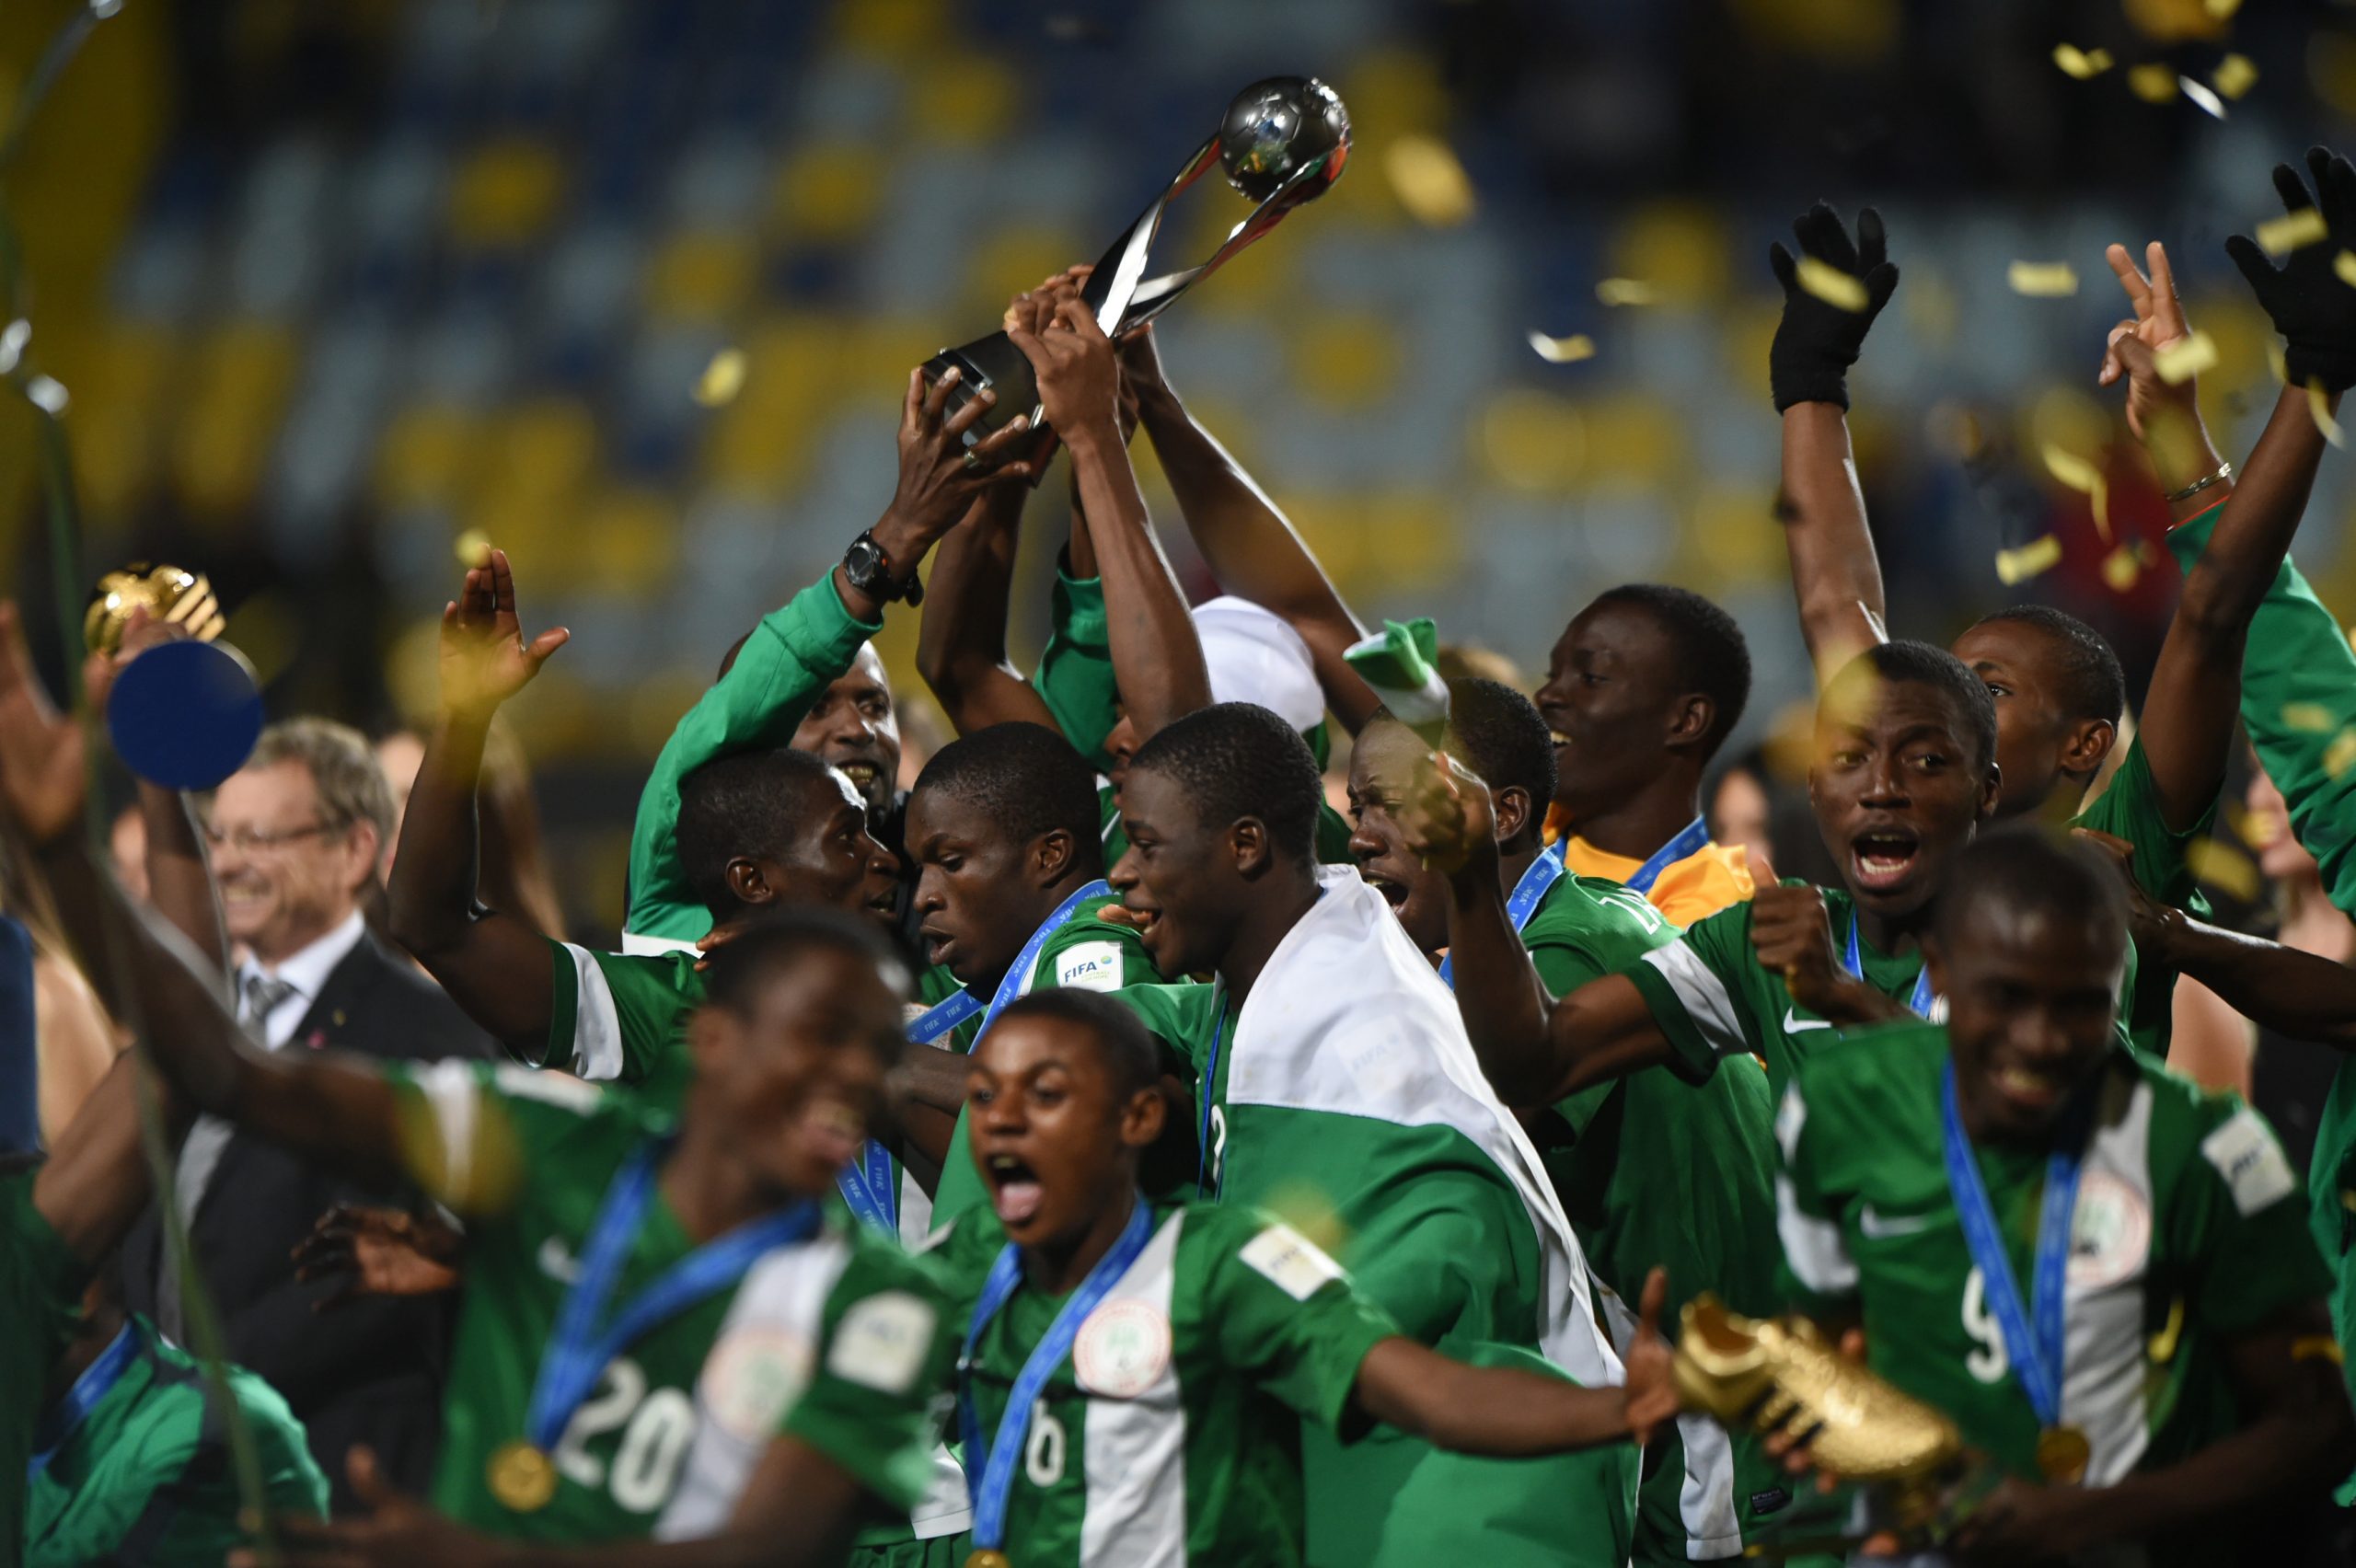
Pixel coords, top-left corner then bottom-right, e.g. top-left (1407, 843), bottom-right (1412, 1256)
top-left (4, 0), bottom-right (2354, 947)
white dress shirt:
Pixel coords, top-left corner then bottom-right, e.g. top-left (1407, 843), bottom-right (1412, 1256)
top-left (239, 907), bottom-right (367, 1050)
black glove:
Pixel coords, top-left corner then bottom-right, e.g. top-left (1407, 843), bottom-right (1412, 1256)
top-left (2226, 145), bottom-right (2356, 394)
top-left (1767, 202), bottom-right (1901, 412)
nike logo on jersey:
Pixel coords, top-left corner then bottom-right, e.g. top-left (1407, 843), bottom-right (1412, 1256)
top-left (1781, 1008), bottom-right (1834, 1033)
top-left (1857, 1205), bottom-right (1936, 1240)
top-left (538, 1236), bottom-right (582, 1284)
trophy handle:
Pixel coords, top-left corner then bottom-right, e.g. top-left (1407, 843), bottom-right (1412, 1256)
top-left (1116, 147), bottom-right (1344, 331)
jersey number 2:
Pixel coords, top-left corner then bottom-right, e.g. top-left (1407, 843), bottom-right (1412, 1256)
top-left (553, 1357), bottom-right (699, 1512)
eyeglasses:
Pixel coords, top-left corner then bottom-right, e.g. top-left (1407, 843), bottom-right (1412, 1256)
top-left (202, 821), bottom-right (342, 856)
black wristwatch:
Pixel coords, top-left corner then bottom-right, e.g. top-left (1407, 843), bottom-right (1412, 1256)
top-left (841, 530), bottom-right (923, 606)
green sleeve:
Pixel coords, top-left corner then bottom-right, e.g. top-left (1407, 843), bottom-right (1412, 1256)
top-left (625, 574), bottom-right (882, 943)
top-left (781, 1243), bottom-right (959, 1511)
top-left (2073, 736), bottom-right (2212, 911)
top-left (1772, 1079), bottom-right (1860, 1319)
top-left (1201, 1207), bottom-right (1402, 1437)
top-left (1616, 905), bottom-right (1759, 1085)
top-left (2165, 504), bottom-right (2356, 917)
top-left (1035, 569), bottom-right (1120, 770)
top-left (384, 1058), bottom-right (619, 1217)
top-left (1032, 915), bottom-right (1163, 996)
top-left (1336, 1163), bottom-right (1525, 1349)
top-left (545, 943), bottom-right (696, 1086)
top-left (2177, 1097), bottom-right (2332, 1338)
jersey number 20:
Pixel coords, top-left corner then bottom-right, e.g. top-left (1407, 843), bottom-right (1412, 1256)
top-left (554, 1357), bottom-right (699, 1512)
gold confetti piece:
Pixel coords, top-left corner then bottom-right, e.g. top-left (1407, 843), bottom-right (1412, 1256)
top-left (2187, 836), bottom-right (2261, 903)
top-left (2101, 542), bottom-right (2146, 593)
top-left (2337, 251), bottom-right (2356, 289)
top-left (2268, 340), bottom-right (2289, 386)
top-left (2128, 63), bottom-right (2180, 103)
top-left (693, 348), bottom-right (747, 408)
top-left (23, 375), bottom-right (67, 415)
top-left (2052, 44), bottom-right (2114, 79)
top-left (1795, 256), bottom-right (1868, 312)
top-left (2154, 330), bottom-right (2219, 384)
top-left (1594, 277), bottom-right (1660, 307)
top-left (2177, 75), bottom-right (2227, 120)
top-left (2258, 207), bottom-right (2328, 257)
top-left (2329, 730), bottom-right (2356, 780)
top-left (2007, 261), bottom-right (2079, 296)
top-left (2213, 53), bottom-right (2258, 100)
top-left (2205, 0), bottom-right (2241, 17)
top-left (2041, 444), bottom-right (2112, 537)
top-left (1526, 330), bottom-right (1596, 363)
top-left (1384, 133), bottom-right (1477, 227)
top-left (2283, 701), bottom-right (2337, 733)
top-left (2311, 378), bottom-right (2345, 447)
top-left (1996, 534), bottom-right (2063, 584)
top-left (454, 529), bottom-right (493, 569)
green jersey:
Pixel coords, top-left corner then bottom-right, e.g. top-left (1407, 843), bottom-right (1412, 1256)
top-left (1516, 871), bottom-right (1788, 1561)
top-left (2072, 735), bottom-right (2213, 1059)
top-left (3, 1171), bottom-right (91, 1568)
top-left (389, 1061), bottom-right (953, 1543)
top-left (931, 1201), bottom-right (1399, 1566)
top-left (26, 1315), bottom-right (326, 1568)
top-left (1778, 1024), bottom-right (2327, 1499)
top-left (543, 940), bottom-right (702, 1109)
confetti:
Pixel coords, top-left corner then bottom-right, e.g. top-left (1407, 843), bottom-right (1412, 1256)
top-left (1384, 133), bottom-right (1477, 227)
top-left (2154, 330), bottom-right (2219, 385)
top-left (2205, 0), bottom-right (2241, 17)
top-left (694, 348), bottom-right (747, 408)
top-left (2128, 63), bottom-right (2180, 103)
top-left (0, 319), bottom-right (26, 375)
top-left (2177, 75), bottom-right (2227, 120)
top-left (2052, 44), bottom-right (2114, 79)
top-left (2311, 379), bottom-right (2345, 447)
top-left (2337, 251), bottom-right (2356, 289)
top-left (2330, 730), bottom-right (2356, 780)
top-left (24, 375), bottom-right (67, 415)
top-left (2007, 261), bottom-right (2079, 297)
top-left (2213, 53), bottom-right (2258, 100)
top-left (2042, 444), bottom-right (2111, 538)
top-left (2187, 836), bottom-right (2261, 902)
top-left (1594, 278), bottom-right (1660, 307)
top-left (1995, 534), bottom-right (2063, 584)
top-left (2283, 702), bottom-right (2338, 733)
top-left (2258, 207), bottom-right (2328, 257)
top-left (2268, 340), bottom-right (2289, 386)
top-left (2101, 542), bottom-right (2148, 593)
top-left (1795, 256), bottom-right (1868, 312)
top-left (1526, 330), bottom-right (1595, 363)
top-left (455, 529), bottom-right (493, 568)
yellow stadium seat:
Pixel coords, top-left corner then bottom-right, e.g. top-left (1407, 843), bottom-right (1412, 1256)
top-left (906, 51), bottom-right (1021, 146)
top-left (643, 228), bottom-right (759, 321)
top-left (1291, 314), bottom-right (1400, 409)
top-left (1474, 388), bottom-right (1587, 494)
top-left (446, 138), bottom-right (567, 248)
top-left (170, 321), bottom-right (298, 524)
top-left (1607, 201), bottom-right (1734, 308)
top-left (375, 403), bottom-right (484, 511)
top-left (770, 144), bottom-right (888, 244)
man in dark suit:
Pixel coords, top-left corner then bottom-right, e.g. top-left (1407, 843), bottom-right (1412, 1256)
top-left (120, 717), bottom-right (489, 1512)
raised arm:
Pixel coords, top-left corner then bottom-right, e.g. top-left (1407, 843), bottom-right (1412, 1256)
top-left (1768, 204), bottom-right (1901, 685)
top-left (1124, 326), bottom-right (1380, 732)
top-left (1011, 292), bottom-right (1211, 745)
top-left (913, 482), bottom-right (1063, 735)
top-left (2133, 900), bottom-right (2356, 1048)
top-left (386, 549), bottom-right (571, 1050)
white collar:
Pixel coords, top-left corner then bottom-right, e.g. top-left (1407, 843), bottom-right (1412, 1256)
top-left (246, 908), bottom-right (367, 1004)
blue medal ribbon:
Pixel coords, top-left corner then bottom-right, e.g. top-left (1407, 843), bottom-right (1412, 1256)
top-left (1623, 814), bottom-right (1711, 896)
top-left (1938, 1063), bottom-right (2086, 1428)
top-left (527, 1139), bottom-right (821, 1452)
top-left (958, 1195), bottom-right (1159, 1552)
top-left (845, 882), bottom-right (1117, 1234)
top-left (1842, 914), bottom-right (1936, 1020)
top-left (27, 1323), bottom-right (140, 1479)
top-left (1440, 841), bottom-right (1565, 989)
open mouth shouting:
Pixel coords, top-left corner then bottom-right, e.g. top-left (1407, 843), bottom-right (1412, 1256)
top-left (1359, 868), bottom-right (1412, 908)
top-left (1848, 826), bottom-right (1922, 894)
top-left (799, 1092), bottom-right (868, 1174)
top-left (1988, 1060), bottom-right (2069, 1117)
top-left (986, 1151), bottom-right (1045, 1228)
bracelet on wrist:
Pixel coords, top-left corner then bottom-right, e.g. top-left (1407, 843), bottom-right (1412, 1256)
top-left (2164, 461), bottom-right (2232, 503)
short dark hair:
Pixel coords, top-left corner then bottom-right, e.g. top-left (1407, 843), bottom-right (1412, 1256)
top-left (1933, 824), bottom-right (2128, 953)
top-left (1970, 605), bottom-right (2127, 727)
top-left (994, 989), bottom-right (1159, 1099)
top-left (699, 905), bottom-right (910, 1021)
top-left (909, 723), bottom-right (1103, 873)
top-left (1589, 583), bottom-right (1752, 756)
top-left (1366, 678), bottom-right (1556, 844)
top-left (1825, 640), bottom-right (2000, 775)
top-left (1129, 702), bottom-right (1322, 865)
top-left (676, 748), bottom-right (842, 917)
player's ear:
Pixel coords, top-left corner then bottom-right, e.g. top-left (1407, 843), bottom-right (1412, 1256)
top-left (2060, 718), bottom-right (2116, 780)
top-left (1665, 692), bottom-right (1714, 751)
top-left (1491, 783), bottom-right (1532, 846)
top-left (1031, 827), bottom-right (1076, 886)
top-left (1229, 816), bottom-right (1272, 878)
top-left (1978, 759), bottom-right (2004, 822)
top-left (724, 856), bottom-right (772, 907)
top-left (1119, 1085), bottom-right (1166, 1149)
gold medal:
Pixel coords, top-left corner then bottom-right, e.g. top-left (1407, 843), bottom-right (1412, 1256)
top-left (965, 1551), bottom-right (1013, 1568)
top-left (2036, 1423), bottom-right (2090, 1484)
top-left (487, 1440), bottom-right (559, 1512)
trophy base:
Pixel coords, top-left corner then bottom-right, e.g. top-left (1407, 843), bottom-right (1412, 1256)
top-left (920, 332), bottom-right (1055, 469)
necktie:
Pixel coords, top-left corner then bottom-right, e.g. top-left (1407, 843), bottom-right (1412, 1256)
top-left (158, 971), bottom-right (300, 1340)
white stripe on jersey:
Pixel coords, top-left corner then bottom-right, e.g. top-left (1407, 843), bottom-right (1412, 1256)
top-left (2063, 1069), bottom-right (2156, 1487)
top-left (407, 1059), bottom-right (482, 1204)
top-left (1596, 1282), bottom-right (1742, 1559)
top-left (620, 931), bottom-right (701, 958)
top-left (1078, 1209), bottom-right (1188, 1568)
top-left (1643, 940), bottom-right (1748, 1059)
top-left (560, 943), bottom-right (629, 1081)
top-left (1773, 1088), bottom-right (1858, 1297)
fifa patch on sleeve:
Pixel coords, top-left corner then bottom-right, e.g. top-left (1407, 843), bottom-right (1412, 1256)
top-left (2201, 1109), bottom-right (2298, 1217)
top-left (1054, 940), bottom-right (1126, 994)
top-left (1240, 1224), bottom-right (1346, 1302)
top-left (826, 1290), bottom-right (938, 1396)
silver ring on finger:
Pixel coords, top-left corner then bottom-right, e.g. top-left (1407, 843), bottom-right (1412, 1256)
top-left (962, 448), bottom-right (985, 473)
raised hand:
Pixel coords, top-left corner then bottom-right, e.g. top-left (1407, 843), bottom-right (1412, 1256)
top-left (2226, 145), bottom-right (2356, 393)
top-left (0, 602), bottom-right (87, 846)
top-left (1622, 1266), bottom-right (1680, 1447)
top-left (1007, 294), bottom-right (1124, 443)
top-left (290, 1203), bottom-right (464, 1310)
top-left (1394, 749), bottom-right (1498, 882)
top-left (438, 548), bottom-right (569, 725)
top-left (1750, 883), bottom-right (1843, 1010)
top-left (79, 604), bottom-right (190, 721)
top-left (879, 363), bottom-right (1037, 544)
top-left (1767, 202), bottom-right (1900, 412)
top-left (2098, 241), bottom-right (2212, 444)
